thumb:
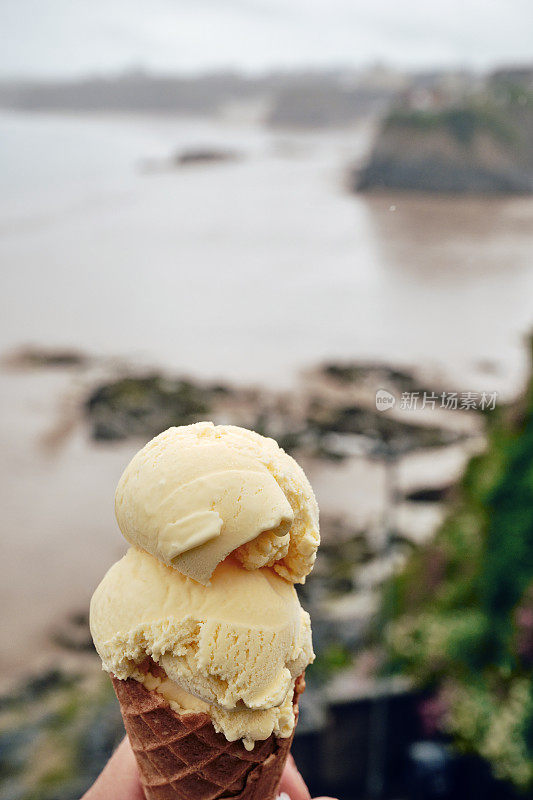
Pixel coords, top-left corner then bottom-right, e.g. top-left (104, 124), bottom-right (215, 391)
top-left (81, 737), bottom-right (145, 800)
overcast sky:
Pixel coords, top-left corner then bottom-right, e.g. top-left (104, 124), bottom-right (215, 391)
top-left (2, 0), bottom-right (532, 79)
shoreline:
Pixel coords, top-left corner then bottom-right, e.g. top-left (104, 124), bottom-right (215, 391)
top-left (1, 348), bottom-right (491, 683)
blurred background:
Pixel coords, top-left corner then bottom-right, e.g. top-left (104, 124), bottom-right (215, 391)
top-left (2, 1), bottom-right (533, 798)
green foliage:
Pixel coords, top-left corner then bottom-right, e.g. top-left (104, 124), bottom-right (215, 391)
top-left (385, 338), bottom-right (533, 789)
top-left (386, 105), bottom-right (516, 146)
top-left (490, 78), bottom-right (533, 109)
top-left (311, 643), bottom-right (353, 685)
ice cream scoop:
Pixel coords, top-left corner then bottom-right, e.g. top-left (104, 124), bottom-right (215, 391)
top-left (115, 422), bottom-right (319, 584)
top-left (90, 548), bottom-right (312, 747)
top-left (90, 548), bottom-right (312, 709)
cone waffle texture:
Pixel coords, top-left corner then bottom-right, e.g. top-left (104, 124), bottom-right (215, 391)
top-left (111, 674), bottom-right (304, 800)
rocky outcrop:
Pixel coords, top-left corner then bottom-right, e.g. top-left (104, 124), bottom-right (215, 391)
top-left (356, 105), bottom-right (533, 194)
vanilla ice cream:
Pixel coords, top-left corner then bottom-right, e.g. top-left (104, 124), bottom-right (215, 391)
top-left (90, 422), bottom-right (319, 751)
top-left (90, 548), bottom-right (312, 748)
top-left (115, 422), bottom-right (319, 585)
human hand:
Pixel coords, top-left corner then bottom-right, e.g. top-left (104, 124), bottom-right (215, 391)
top-left (81, 738), bottom-right (145, 800)
top-left (278, 753), bottom-right (337, 800)
top-left (81, 737), bottom-right (337, 800)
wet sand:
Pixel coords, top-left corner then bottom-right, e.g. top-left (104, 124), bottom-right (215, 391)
top-left (0, 365), bottom-right (482, 681)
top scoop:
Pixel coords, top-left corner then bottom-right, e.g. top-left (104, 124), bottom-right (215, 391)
top-left (115, 422), bottom-right (320, 585)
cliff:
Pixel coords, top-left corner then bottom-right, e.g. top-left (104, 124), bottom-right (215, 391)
top-left (356, 98), bottom-right (533, 194)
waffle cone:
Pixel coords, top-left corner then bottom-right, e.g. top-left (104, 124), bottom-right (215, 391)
top-left (111, 674), bottom-right (304, 800)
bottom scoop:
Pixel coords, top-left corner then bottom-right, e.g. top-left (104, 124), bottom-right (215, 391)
top-left (90, 548), bottom-right (313, 748)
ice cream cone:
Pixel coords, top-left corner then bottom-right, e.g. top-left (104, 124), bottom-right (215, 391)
top-left (111, 673), bottom-right (305, 800)
top-left (90, 425), bottom-right (318, 799)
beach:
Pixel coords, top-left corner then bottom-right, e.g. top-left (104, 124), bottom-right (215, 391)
top-left (1, 109), bottom-right (533, 682)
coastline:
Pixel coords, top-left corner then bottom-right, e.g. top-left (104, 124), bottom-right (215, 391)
top-left (0, 351), bottom-right (488, 684)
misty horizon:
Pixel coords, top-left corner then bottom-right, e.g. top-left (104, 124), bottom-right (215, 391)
top-left (1, 60), bottom-right (531, 87)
